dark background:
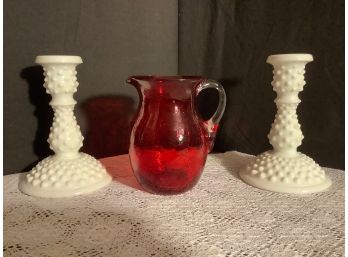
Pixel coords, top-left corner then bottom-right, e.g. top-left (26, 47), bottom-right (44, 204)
top-left (4, 0), bottom-right (344, 174)
top-left (4, 0), bottom-right (178, 174)
top-left (179, 0), bottom-right (344, 169)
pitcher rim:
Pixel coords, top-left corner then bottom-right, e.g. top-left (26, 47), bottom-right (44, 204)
top-left (127, 75), bottom-right (203, 82)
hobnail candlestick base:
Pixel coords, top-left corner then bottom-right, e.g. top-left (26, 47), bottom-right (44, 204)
top-left (240, 151), bottom-right (331, 194)
top-left (19, 55), bottom-right (111, 198)
top-left (240, 54), bottom-right (331, 194)
top-left (19, 153), bottom-right (111, 198)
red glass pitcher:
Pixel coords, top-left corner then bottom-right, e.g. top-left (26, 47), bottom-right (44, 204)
top-left (127, 76), bottom-right (226, 194)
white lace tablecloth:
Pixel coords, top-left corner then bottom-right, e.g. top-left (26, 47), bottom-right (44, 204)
top-left (4, 151), bottom-right (345, 257)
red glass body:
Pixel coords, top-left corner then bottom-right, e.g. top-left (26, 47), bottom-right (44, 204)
top-left (128, 76), bottom-right (225, 194)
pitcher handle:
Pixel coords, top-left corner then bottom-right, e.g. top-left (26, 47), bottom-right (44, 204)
top-left (196, 79), bottom-right (226, 152)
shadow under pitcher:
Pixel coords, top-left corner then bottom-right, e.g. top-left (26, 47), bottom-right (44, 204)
top-left (127, 76), bottom-right (226, 194)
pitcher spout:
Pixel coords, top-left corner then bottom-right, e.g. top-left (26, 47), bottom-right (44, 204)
top-left (127, 76), bottom-right (145, 89)
top-left (127, 76), bottom-right (160, 92)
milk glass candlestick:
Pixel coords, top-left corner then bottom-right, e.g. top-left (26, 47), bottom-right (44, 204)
top-left (19, 55), bottom-right (112, 198)
top-left (240, 54), bottom-right (331, 194)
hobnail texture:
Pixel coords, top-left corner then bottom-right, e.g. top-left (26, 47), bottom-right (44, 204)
top-left (240, 54), bottom-right (331, 194)
top-left (19, 55), bottom-right (111, 198)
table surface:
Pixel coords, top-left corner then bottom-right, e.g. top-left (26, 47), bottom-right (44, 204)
top-left (4, 151), bottom-right (345, 257)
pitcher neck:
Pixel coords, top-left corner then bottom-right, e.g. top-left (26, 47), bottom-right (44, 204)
top-left (127, 76), bottom-right (204, 100)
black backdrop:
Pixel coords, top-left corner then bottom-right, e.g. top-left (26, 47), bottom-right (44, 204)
top-left (179, 0), bottom-right (344, 169)
top-left (4, 0), bottom-right (344, 174)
